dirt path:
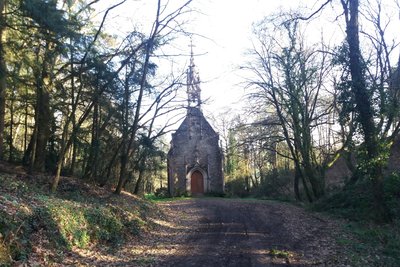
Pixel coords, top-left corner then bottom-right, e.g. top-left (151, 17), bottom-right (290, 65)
top-left (51, 198), bottom-right (350, 266)
top-left (150, 198), bottom-right (346, 267)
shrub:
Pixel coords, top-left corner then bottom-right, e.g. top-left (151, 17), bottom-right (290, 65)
top-left (204, 191), bottom-right (225, 197)
top-left (173, 188), bottom-right (191, 197)
top-left (253, 169), bottom-right (293, 200)
top-left (384, 173), bottom-right (400, 219)
top-left (312, 179), bottom-right (375, 221)
top-left (85, 207), bottom-right (124, 243)
top-left (224, 177), bottom-right (250, 197)
top-left (47, 202), bottom-right (91, 249)
top-left (312, 174), bottom-right (400, 266)
top-left (154, 187), bottom-right (170, 198)
top-left (46, 200), bottom-right (131, 249)
top-left (313, 172), bottom-right (400, 221)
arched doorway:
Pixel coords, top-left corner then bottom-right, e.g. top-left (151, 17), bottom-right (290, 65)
top-left (191, 170), bottom-right (204, 194)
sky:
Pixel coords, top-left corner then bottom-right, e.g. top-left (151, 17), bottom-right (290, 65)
top-left (93, 0), bottom-right (400, 129)
top-left (168, 0), bottom-right (347, 115)
top-left (182, 0), bottom-right (302, 114)
top-left (95, 0), bottom-right (317, 117)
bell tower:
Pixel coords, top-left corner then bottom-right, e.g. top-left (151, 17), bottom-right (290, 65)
top-left (187, 39), bottom-right (201, 108)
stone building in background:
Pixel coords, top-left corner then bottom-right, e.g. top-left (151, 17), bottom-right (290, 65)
top-left (167, 48), bottom-right (224, 196)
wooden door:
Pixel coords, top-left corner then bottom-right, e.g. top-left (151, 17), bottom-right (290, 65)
top-left (191, 170), bottom-right (204, 194)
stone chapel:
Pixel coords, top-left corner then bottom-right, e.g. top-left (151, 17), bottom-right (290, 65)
top-left (167, 48), bottom-right (224, 196)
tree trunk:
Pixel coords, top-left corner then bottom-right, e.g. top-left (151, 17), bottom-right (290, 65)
top-left (294, 166), bottom-right (302, 201)
top-left (51, 128), bottom-right (70, 192)
top-left (343, 0), bottom-right (391, 222)
top-left (101, 140), bottom-right (123, 186)
top-left (8, 86), bottom-right (14, 162)
top-left (28, 114), bottom-right (38, 173)
top-left (23, 87), bottom-right (29, 152)
top-left (69, 140), bottom-right (77, 175)
top-left (0, 0), bottom-right (7, 160)
top-left (34, 74), bottom-right (51, 172)
top-left (115, 152), bottom-right (129, 193)
top-left (84, 87), bottom-right (99, 180)
top-left (32, 41), bottom-right (52, 172)
top-left (115, 41), bottom-right (154, 195)
top-left (133, 168), bottom-right (145, 196)
top-left (68, 42), bottom-right (77, 176)
top-left (115, 69), bottom-right (131, 193)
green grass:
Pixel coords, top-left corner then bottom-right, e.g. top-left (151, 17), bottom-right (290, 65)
top-left (144, 193), bottom-right (191, 202)
top-left (268, 248), bottom-right (291, 259)
top-left (145, 193), bottom-right (293, 208)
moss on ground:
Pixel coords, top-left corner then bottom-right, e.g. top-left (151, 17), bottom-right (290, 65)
top-left (0, 172), bottom-right (161, 266)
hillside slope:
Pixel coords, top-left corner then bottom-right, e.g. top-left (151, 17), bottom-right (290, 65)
top-left (0, 161), bottom-right (166, 266)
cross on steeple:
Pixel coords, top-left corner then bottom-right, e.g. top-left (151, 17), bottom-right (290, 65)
top-left (187, 38), bottom-right (201, 108)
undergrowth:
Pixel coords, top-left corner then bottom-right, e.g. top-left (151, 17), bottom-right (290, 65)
top-left (0, 173), bottom-right (157, 266)
top-left (313, 173), bottom-right (400, 266)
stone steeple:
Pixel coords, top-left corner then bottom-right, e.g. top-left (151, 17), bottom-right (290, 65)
top-left (167, 41), bottom-right (224, 196)
top-left (186, 40), bottom-right (201, 108)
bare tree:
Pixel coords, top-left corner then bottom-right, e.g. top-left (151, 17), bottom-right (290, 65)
top-left (113, 0), bottom-right (192, 195)
top-left (245, 13), bottom-right (338, 201)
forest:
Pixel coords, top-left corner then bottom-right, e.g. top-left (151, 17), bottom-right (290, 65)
top-left (0, 0), bottom-right (400, 266)
top-left (0, 0), bottom-right (194, 195)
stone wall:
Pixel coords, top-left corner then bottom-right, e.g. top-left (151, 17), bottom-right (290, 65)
top-left (325, 136), bottom-right (400, 188)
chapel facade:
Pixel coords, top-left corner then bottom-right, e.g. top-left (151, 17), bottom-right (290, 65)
top-left (167, 49), bottom-right (224, 196)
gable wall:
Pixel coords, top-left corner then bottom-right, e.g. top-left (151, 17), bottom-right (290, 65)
top-left (168, 108), bottom-right (224, 195)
